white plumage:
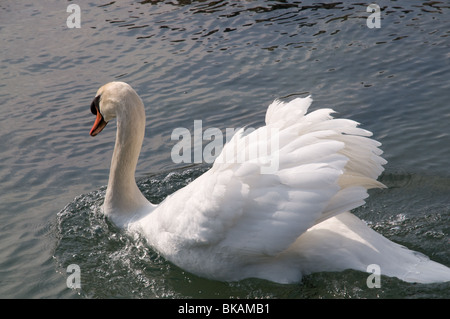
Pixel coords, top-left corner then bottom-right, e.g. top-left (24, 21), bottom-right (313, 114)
top-left (89, 81), bottom-right (450, 284)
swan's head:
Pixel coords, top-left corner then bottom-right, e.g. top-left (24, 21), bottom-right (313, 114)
top-left (89, 81), bottom-right (143, 136)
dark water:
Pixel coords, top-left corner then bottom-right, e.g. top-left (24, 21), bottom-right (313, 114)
top-left (0, 1), bottom-right (449, 298)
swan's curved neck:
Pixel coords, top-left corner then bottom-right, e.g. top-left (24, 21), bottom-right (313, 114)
top-left (103, 97), bottom-right (150, 224)
top-left (109, 118), bottom-right (143, 194)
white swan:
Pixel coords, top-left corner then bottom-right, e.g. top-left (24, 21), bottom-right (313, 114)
top-left (89, 81), bottom-right (450, 284)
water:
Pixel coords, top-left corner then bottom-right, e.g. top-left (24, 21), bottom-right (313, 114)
top-left (0, 0), bottom-right (449, 299)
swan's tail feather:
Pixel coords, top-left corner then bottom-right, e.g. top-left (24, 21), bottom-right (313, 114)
top-left (402, 256), bottom-right (450, 283)
top-left (295, 212), bottom-right (450, 284)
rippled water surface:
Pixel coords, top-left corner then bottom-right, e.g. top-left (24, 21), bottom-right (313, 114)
top-left (0, 1), bottom-right (449, 298)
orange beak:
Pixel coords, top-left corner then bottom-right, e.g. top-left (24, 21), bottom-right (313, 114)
top-left (90, 105), bottom-right (107, 136)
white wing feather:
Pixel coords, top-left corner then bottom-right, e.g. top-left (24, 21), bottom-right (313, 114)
top-left (139, 97), bottom-right (386, 266)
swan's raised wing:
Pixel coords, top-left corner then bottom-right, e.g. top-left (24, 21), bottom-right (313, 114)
top-left (143, 97), bottom-right (386, 260)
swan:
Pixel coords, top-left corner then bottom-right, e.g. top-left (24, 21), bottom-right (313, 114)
top-left (88, 81), bottom-right (450, 284)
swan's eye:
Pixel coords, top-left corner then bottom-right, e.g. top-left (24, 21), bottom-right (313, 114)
top-left (90, 95), bottom-right (101, 115)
